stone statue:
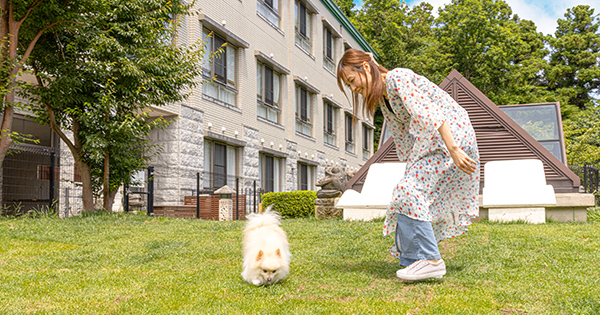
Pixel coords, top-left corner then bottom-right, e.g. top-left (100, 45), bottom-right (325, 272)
top-left (316, 165), bottom-right (348, 198)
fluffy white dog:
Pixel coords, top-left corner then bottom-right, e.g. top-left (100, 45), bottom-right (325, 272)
top-left (241, 206), bottom-right (290, 286)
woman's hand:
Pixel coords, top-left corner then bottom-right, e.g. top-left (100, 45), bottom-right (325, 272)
top-left (437, 121), bottom-right (478, 175)
top-left (448, 146), bottom-right (478, 175)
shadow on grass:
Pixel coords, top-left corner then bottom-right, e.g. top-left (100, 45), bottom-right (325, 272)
top-left (319, 257), bottom-right (467, 284)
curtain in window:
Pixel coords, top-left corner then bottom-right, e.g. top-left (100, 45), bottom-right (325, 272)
top-left (226, 45), bottom-right (236, 88)
top-left (257, 63), bottom-right (263, 99)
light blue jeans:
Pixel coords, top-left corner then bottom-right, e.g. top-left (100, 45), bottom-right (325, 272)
top-left (395, 213), bottom-right (441, 266)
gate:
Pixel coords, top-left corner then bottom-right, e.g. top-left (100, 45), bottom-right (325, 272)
top-left (1, 144), bottom-right (59, 216)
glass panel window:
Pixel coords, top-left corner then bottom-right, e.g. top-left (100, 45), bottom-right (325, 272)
top-left (201, 28), bottom-right (237, 107)
top-left (295, 85), bottom-right (311, 136)
top-left (500, 104), bottom-right (564, 162)
top-left (295, 1), bottom-right (312, 53)
top-left (297, 163), bottom-right (314, 191)
top-left (345, 114), bottom-right (354, 153)
top-left (257, 62), bottom-right (281, 124)
top-left (362, 124), bottom-right (370, 159)
top-left (260, 154), bottom-right (282, 193)
top-left (257, 0), bottom-right (280, 27)
top-left (323, 102), bottom-right (336, 146)
top-left (204, 140), bottom-right (239, 190)
top-left (323, 27), bottom-right (335, 73)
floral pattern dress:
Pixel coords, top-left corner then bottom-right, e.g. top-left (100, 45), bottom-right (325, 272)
top-left (381, 68), bottom-right (480, 260)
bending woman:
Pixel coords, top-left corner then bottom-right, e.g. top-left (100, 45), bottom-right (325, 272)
top-left (337, 49), bottom-right (480, 281)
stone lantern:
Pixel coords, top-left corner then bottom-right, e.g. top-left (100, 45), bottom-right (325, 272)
top-left (214, 185), bottom-right (236, 221)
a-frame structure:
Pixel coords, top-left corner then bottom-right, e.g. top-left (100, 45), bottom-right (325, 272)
top-left (348, 70), bottom-right (581, 194)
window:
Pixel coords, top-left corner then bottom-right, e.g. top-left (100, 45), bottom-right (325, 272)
top-left (202, 28), bottom-right (237, 107)
top-left (345, 114), bottom-right (354, 153)
top-left (323, 102), bottom-right (336, 146)
top-left (323, 27), bottom-right (335, 73)
top-left (362, 123), bottom-right (370, 159)
top-left (500, 103), bottom-right (566, 163)
top-left (295, 86), bottom-right (312, 136)
top-left (297, 163), bottom-right (314, 191)
top-left (204, 140), bottom-right (238, 190)
top-left (257, 62), bottom-right (281, 124)
top-left (257, 0), bottom-right (280, 27)
top-left (295, 1), bottom-right (312, 53)
top-left (259, 154), bottom-right (282, 193)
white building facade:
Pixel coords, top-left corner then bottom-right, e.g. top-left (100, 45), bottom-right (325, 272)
top-left (143, 0), bottom-right (377, 207)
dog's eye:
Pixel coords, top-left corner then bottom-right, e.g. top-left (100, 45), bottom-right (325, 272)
top-left (263, 269), bottom-right (267, 273)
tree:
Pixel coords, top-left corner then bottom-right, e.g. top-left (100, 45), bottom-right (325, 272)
top-left (333, 0), bottom-right (356, 19)
top-left (546, 5), bottom-right (600, 110)
top-left (24, 0), bottom-right (204, 211)
top-left (1, 0), bottom-right (85, 206)
top-left (563, 105), bottom-right (600, 167)
top-left (435, 0), bottom-right (522, 97)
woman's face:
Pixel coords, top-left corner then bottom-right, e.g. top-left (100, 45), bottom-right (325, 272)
top-left (341, 63), bottom-right (372, 98)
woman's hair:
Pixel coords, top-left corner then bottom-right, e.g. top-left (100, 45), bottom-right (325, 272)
top-left (336, 49), bottom-right (388, 119)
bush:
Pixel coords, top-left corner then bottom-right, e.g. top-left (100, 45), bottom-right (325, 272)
top-left (588, 206), bottom-right (600, 223)
top-left (261, 191), bottom-right (317, 218)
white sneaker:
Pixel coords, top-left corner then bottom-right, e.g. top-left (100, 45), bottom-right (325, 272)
top-left (396, 259), bottom-right (446, 280)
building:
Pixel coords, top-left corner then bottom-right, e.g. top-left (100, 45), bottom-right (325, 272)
top-left (144, 0), bottom-right (377, 207)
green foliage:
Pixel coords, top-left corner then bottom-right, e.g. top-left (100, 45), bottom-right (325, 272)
top-left (21, 0), bottom-right (205, 209)
top-left (546, 5), bottom-right (600, 110)
top-left (588, 206), bottom-right (600, 222)
top-left (261, 191), bottom-right (317, 218)
top-left (563, 105), bottom-right (600, 166)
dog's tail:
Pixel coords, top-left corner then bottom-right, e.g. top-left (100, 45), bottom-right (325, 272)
top-left (244, 205), bottom-right (282, 231)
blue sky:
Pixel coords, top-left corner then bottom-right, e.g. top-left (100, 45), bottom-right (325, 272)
top-left (352, 0), bottom-right (600, 35)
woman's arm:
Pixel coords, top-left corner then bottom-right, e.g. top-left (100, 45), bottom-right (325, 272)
top-left (437, 121), bottom-right (477, 175)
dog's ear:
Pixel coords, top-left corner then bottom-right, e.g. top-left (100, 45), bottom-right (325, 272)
top-left (275, 248), bottom-right (281, 257)
top-left (256, 250), bottom-right (264, 261)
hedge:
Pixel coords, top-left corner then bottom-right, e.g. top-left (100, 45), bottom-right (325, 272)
top-left (261, 191), bottom-right (317, 218)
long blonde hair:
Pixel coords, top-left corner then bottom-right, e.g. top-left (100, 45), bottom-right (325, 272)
top-left (337, 49), bottom-right (388, 119)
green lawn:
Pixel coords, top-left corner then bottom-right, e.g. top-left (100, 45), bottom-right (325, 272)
top-left (1, 212), bottom-right (598, 314)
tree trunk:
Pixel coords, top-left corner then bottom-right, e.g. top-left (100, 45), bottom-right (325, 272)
top-left (107, 189), bottom-right (119, 212)
top-left (75, 159), bottom-right (95, 211)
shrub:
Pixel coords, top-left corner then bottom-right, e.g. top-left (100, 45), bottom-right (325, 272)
top-left (588, 206), bottom-right (600, 223)
top-left (261, 191), bottom-right (317, 218)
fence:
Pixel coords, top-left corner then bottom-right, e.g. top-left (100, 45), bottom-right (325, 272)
top-left (570, 164), bottom-right (599, 205)
top-left (1, 144), bottom-right (59, 216)
top-left (124, 169), bottom-right (266, 219)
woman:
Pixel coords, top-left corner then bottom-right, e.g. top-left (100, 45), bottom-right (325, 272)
top-left (337, 49), bottom-right (480, 281)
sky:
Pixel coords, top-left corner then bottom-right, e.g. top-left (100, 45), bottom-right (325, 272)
top-left (352, 0), bottom-right (600, 35)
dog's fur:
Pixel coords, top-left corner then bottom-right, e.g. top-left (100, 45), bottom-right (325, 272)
top-left (241, 207), bottom-right (290, 286)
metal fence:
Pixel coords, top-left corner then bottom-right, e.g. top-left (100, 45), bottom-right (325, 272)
top-left (121, 169), bottom-right (266, 218)
top-left (1, 144), bottom-right (59, 216)
top-left (570, 164), bottom-right (599, 205)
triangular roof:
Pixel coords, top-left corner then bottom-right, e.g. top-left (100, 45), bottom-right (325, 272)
top-left (348, 70), bottom-right (581, 193)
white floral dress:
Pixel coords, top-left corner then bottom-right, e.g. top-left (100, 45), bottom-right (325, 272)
top-left (381, 68), bottom-right (480, 260)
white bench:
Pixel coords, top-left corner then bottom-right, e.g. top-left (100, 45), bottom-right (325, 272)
top-left (337, 163), bottom-right (407, 221)
top-left (482, 159), bottom-right (556, 224)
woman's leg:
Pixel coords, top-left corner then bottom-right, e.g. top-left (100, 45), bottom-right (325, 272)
top-left (395, 213), bottom-right (441, 265)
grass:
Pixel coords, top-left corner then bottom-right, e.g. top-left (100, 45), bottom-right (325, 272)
top-left (0, 212), bottom-right (599, 314)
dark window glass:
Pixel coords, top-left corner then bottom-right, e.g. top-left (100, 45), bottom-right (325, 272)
top-left (214, 35), bottom-right (227, 83)
top-left (213, 143), bottom-right (227, 188)
top-left (299, 164), bottom-right (308, 190)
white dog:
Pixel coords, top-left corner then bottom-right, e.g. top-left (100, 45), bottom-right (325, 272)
top-left (241, 206), bottom-right (290, 286)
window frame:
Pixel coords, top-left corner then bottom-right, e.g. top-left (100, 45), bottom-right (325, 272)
top-left (257, 62), bottom-right (282, 124)
top-left (201, 28), bottom-right (238, 107)
top-left (257, 0), bottom-right (280, 28)
top-left (295, 0), bottom-right (313, 54)
top-left (295, 85), bottom-right (312, 136)
top-left (323, 101), bottom-right (337, 146)
top-left (345, 113), bottom-right (355, 153)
